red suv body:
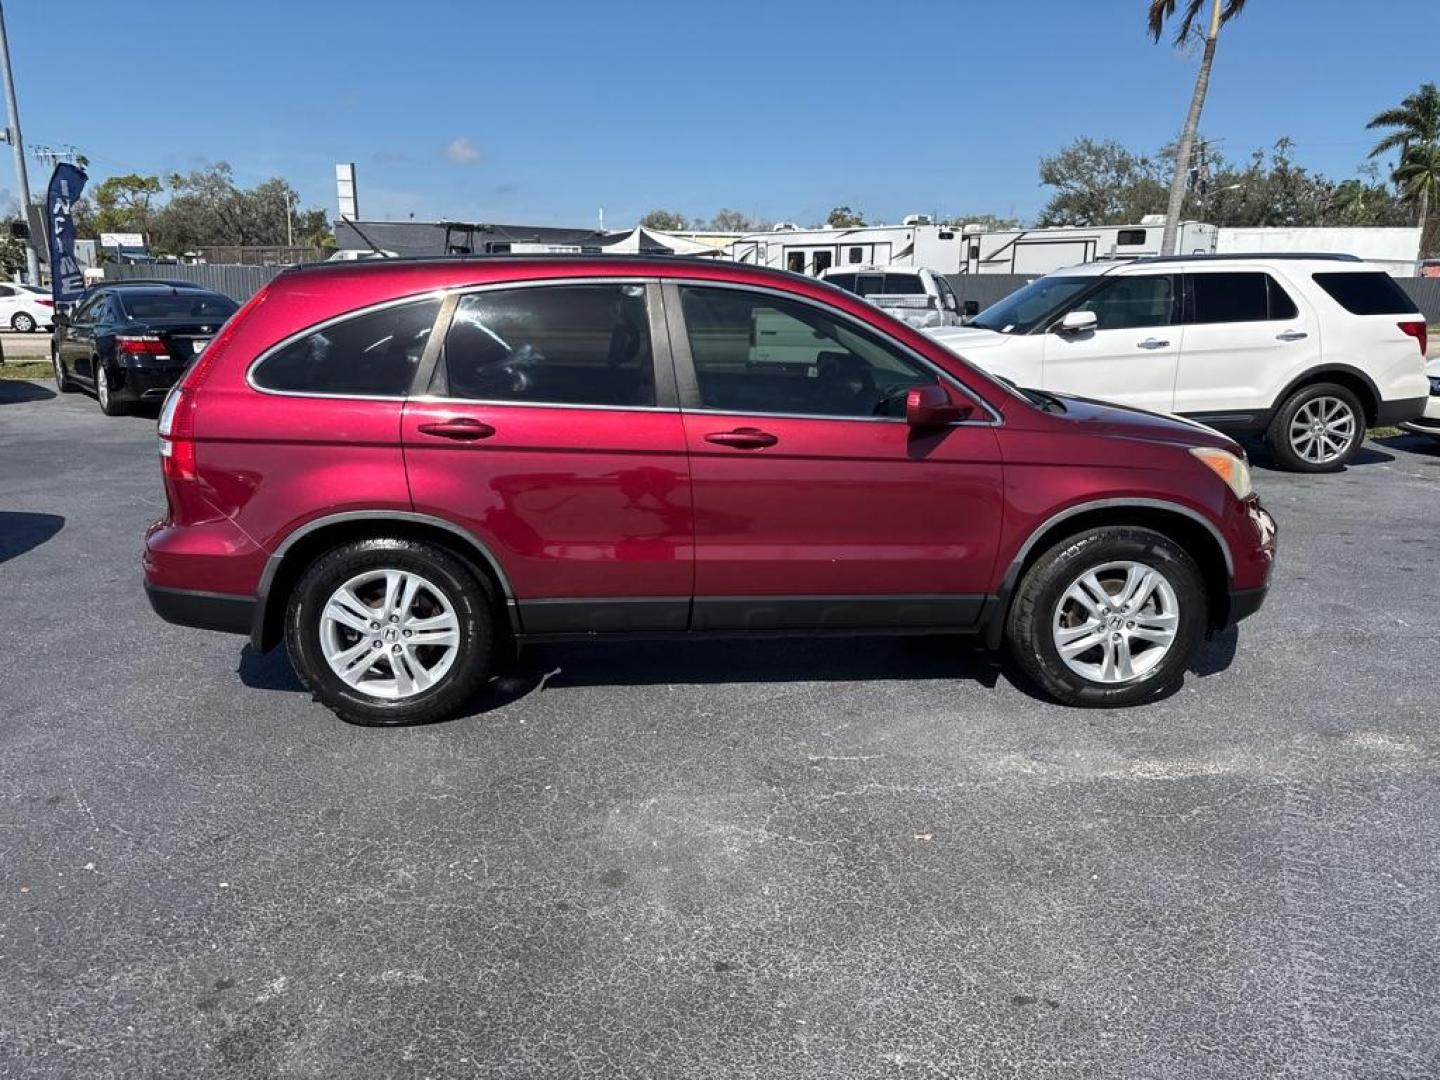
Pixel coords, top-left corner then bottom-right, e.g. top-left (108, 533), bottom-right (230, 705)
top-left (145, 257), bottom-right (1275, 723)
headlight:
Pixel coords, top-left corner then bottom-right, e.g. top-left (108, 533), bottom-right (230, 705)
top-left (1428, 376), bottom-right (1440, 396)
top-left (1190, 447), bottom-right (1252, 500)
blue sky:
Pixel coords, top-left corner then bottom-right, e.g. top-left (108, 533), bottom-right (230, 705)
top-left (6, 0), bottom-right (1437, 228)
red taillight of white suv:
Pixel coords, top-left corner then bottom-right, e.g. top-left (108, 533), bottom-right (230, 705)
top-left (1399, 320), bottom-right (1428, 357)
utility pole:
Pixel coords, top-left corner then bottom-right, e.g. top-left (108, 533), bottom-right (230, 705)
top-left (0, 2), bottom-right (39, 284)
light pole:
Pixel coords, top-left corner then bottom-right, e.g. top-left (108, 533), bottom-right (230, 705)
top-left (0, 1), bottom-right (39, 284)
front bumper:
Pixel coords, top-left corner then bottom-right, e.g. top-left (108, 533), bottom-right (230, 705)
top-left (1226, 585), bottom-right (1269, 626)
top-left (145, 583), bottom-right (255, 635)
top-left (1398, 388), bottom-right (1440, 436)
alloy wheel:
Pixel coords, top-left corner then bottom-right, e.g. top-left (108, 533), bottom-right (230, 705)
top-left (1289, 396), bottom-right (1357, 466)
top-left (12, 313), bottom-right (34, 333)
top-left (1051, 561), bottom-right (1180, 685)
top-left (53, 351), bottom-right (65, 389)
top-left (96, 365), bottom-right (110, 410)
top-left (318, 569), bottom-right (460, 700)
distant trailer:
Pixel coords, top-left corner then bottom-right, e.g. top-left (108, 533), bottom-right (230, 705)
top-left (724, 219), bottom-right (1219, 278)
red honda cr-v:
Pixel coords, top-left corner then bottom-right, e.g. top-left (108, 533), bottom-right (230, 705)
top-left (144, 257), bottom-right (1276, 724)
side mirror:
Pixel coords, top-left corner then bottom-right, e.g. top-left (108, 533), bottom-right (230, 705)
top-left (906, 383), bottom-right (973, 428)
top-left (52, 310), bottom-right (69, 328)
top-left (961, 299), bottom-right (979, 321)
top-left (1056, 310), bottom-right (1097, 334)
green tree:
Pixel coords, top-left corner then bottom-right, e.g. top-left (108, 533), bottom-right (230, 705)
top-left (825, 206), bottom-right (865, 228)
top-left (638, 209), bottom-right (687, 231)
top-left (1037, 138), bottom-right (1167, 225)
top-left (1396, 144), bottom-right (1440, 245)
top-left (943, 213), bottom-right (1022, 231)
top-left (90, 173), bottom-right (164, 237)
top-left (704, 208), bottom-right (770, 232)
top-left (1367, 81), bottom-right (1440, 227)
top-left (1148, 0), bottom-right (1249, 253)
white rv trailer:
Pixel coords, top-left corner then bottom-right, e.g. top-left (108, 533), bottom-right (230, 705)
top-left (728, 222), bottom-right (965, 277)
top-left (725, 218), bottom-right (1219, 277)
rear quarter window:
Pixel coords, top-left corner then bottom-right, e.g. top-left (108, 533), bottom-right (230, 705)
top-left (1311, 272), bottom-right (1419, 316)
top-left (252, 298), bottom-right (441, 396)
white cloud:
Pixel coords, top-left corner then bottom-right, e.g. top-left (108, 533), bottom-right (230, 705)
top-left (442, 137), bottom-right (482, 165)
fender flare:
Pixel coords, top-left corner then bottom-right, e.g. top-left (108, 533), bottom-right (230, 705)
top-left (982, 497), bottom-right (1234, 650)
top-left (250, 510), bottom-right (518, 650)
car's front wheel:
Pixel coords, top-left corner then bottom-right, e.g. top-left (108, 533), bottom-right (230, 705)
top-left (285, 538), bottom-right (496, 725)
top-left (1266, 382), bottom-right (1364, 472)
top-left (11, 312), bottom-right (36, 333)
top-left (1005, 526), bottom-right (1208, 707)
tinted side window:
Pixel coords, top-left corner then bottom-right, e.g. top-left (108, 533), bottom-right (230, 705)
top-left (679, 286), bottom-right (934, 419)
top-left (442, 284), bottom-right (654, 407)
top-left (824, 273), bottom-right (858, 294)
top-left (1117, 229), bottom-right (1147, 246)
top-left (1187, 272), bottom-right (1296, 324)
top-left (1312, 272), bottom-right (1419, 316)
top-left (254, 298), bottom-right (440, 396)
top-left (1072, 274), bottom-right (1178, 330)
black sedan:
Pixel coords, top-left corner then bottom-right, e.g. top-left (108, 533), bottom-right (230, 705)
top-left (50, 284), bottom-right (239, 416)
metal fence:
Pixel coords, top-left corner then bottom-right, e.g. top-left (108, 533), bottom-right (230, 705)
top-left (1399, 277), bottom-right (1440, 323)
top-left (102, 262), bottom-right (287, 301)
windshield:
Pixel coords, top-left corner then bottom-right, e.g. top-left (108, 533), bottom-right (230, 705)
top-left (969, 276), bottom-right (1094, 334)
top-left (118, 292), bottom-right (238, 321)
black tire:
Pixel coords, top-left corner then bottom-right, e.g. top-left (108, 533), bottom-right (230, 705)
top-left (52, 347), bottom-right (76, 392)
top-left (1004, 526), bottom-right (1209, 708)
top-left (11, 312), bottom-right (36, 333)
top-left (284, 537), bottom-right (495, 726)
top-left (1265, 382), bottom-right (1365, 473)
top-left (94, 360), bottom-right (128, 416)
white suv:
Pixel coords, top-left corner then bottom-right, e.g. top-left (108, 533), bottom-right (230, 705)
top-left (820, 266), bottom-right (962, 329)
top-left (927, 254), bottom-right (1430, 472)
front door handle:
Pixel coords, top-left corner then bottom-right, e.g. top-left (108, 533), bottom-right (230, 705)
top-left (1137, 337), bottom-right (1171, 350)
top-left (417, 418), bottom-right (496, 441)
top-left (705, 427), bottom-right (778, 449)
top-left (1276, 329), bottom-right (1309, 342)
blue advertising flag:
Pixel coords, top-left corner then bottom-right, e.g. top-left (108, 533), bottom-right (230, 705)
top-left (45, 163), bottom-right (89, 304)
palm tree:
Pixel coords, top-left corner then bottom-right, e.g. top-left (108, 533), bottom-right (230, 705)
top-left (1396, 144), bottom-right (1440, 234)
top-left (1148, 0), bottom-right (1249, 255)
top-left (1367, 82), bottom-right (1440, 227)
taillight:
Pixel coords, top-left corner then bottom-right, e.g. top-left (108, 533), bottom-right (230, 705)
top-left (37, 298), bottom-right (54, 307)
top-left (117, 334), bottom-right (169, 358)
top-left (156, 284), bottom-right (268, 484)
top-left (1399, 320), bottom-right (1428, 357)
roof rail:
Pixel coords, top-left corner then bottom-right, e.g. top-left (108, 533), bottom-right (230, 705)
top-left (279, 251), bottom-right (752, 277)
top-left (1131, 252), bottom-right (1363, 265)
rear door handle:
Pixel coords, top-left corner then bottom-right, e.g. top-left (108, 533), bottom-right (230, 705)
top-left (417, 418), bottom-right (496, 441)
top-left (705, 428), bottom-right (778, 449)
top-left (1276, 329), bottom-right (1309, 342)
top-left (1137, 338), bottom-right (1171, 349)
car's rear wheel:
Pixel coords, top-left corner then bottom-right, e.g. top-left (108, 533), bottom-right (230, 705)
top-left (1266, 382), bottom-right (1364, 472)
top-left (11, 312), bottom-right (36, 333)
top-left (95, 362), bottom-right (127, 416)
top-left (1005, 526), bottom-right (1208, 708)
top-left (52, 347), bottom-right (75, 392)
top-left (285, 538), bottom-right (495, 726)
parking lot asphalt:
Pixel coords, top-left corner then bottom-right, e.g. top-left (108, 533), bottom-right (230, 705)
top-left (2, 378), bottom-right (1438, 1079)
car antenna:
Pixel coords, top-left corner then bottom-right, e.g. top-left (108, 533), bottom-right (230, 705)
top-left (344, 219), bottom-right (394, 258)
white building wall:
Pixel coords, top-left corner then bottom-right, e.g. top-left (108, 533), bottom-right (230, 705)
top-left (1215, 226), bottom-right (1422, 275)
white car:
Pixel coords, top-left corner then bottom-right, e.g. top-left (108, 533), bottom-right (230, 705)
top-left (1400, 357), bottom-right (1440, 440)
top-left (819, 266), bottom-right (963, 329)
top-left (927, 254), bottom-right (1430, 472)
top-left (0, 282), bottom-right (56, 333)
